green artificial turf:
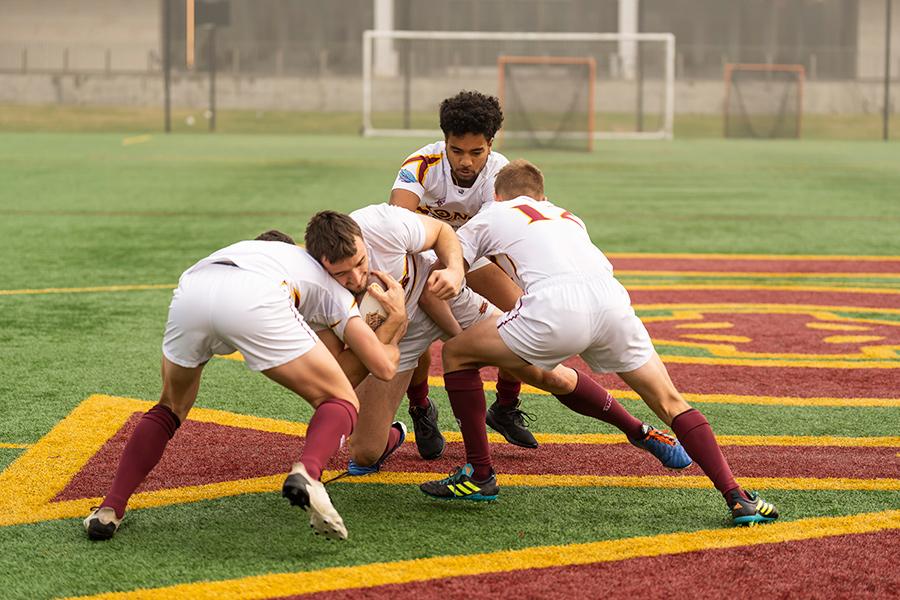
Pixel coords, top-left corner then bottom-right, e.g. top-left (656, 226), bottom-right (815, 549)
top-left (1, 131), bottom-right (898, 598)
top-left (0, 487), bottom-right (897, 600)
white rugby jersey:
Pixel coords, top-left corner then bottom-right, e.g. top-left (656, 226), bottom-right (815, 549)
top-left (350, 203), bottom-right (432, 320)
top-left (391, 140), bottom-right (509, 229)
top-left (184, 240), bottom-right (360, 340)
top-left (455, 196), bottom-right (614, 292)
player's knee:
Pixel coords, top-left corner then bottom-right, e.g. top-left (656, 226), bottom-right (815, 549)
top-left (351, 447), bottom-right (382, 467)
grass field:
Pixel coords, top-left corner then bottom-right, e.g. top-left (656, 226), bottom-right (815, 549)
top-left (1, 130), bottom-right (899, 599)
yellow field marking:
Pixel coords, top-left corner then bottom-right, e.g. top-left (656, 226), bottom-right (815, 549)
top-left (0, 283), bottom-right (175, 296)
top-left (428, 376), bottom-right (900, 408)
top-left (675, 322), bottom-right (734, 329)
top-left (628, 284), bottom-right (900, 295)
top-left (823, 335), bottom-right (885, 344)
top-left (636, 302), bottom-right (900, 316)
top-left (121, 134), bottom-right (152, 146)
top-left (807, 322), bottom-right (872, 331)
top-left (64, 509), bottom-right (900, 600)
top-left (0, 442), bottom-right (32, 449)
top-left (680, 334), bottom-right (752, 343)
top-left (618, 270), bottom-right (900, 279)
top-left (458, 432), bottom-right (900, 448)
top-left (607, 252), bottom-right (900, 261)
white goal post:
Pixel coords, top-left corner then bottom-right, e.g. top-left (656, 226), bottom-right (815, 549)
top-left (362, 30), bottom-right (675, 141)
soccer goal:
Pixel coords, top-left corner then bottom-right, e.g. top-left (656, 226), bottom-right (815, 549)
top-left (724, 64), bottom-right (805, 139)
top-left (362, 30), bottom-right (675, 144)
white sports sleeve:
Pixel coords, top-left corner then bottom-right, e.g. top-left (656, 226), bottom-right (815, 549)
top-left (455, 212), bottom-right (491, 270)
top-left (353, 204), bottom-right (427, 255)
top-left (391, 154), bottom-right (427, 199)
top-left (305, 282), bottom-right (361, 342)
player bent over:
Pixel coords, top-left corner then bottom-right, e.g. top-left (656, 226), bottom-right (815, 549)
top-left (305, 206), bottom-right (686, 479)
top-left (84, 231), bottom-right (406, 541)
top-left (390, 90), bottom-right (534, 456)
top-left (420, 161), bottom-right (779, 527)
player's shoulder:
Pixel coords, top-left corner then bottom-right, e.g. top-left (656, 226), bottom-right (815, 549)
top-left (398, 141), bottom-right (445, 185)
top-left (487, 149), bottom-right (510, 172)
top-left (401, 140), bottom-right (444, 165)
top-left (352, 203), bottom-right (418, 229)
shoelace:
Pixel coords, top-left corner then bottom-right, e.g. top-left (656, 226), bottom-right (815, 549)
top-left (645, 428), bottom-right (677, 446)
top-left (508, 408), bottom-right (536, 428)
top-left (439, 467), bottom-right (467, 484)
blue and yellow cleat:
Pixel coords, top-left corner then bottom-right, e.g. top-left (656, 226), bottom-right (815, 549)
top-left (420, 463), bottom-right (499, 501)
top-left (728, 489), bottom-right (779, 526)
top-left (348, 421), bottom-right (407, 476)
top-left (629, 423), bottom-right (693, 470)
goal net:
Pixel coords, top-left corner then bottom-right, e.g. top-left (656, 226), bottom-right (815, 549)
top-left (362, 31), bottom-right (675, 143)
top-left (498, 55), bottom-right (595, 151)
top-left (724, 64), bottom-right (804, 139)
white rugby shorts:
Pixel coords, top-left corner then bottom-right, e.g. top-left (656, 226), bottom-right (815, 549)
top-left (162, 263), bottom-right (318, 372)
top-left (397, 285), bottom-right (497, 371)
top-left (497, 275), bottom-right (653, 373)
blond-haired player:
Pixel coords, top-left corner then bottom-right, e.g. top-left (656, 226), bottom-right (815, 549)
top-left (420, 161), bottom-right (779, 527)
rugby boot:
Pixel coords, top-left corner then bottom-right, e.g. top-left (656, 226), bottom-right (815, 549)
top-left (409, 398), bottom-right (445, 460)
top-left (83, 507), bottom-right (122, 541)
top-left (728, 489), bottom-right (779, 526)
top-left (486, 400), bottom-right (538, 449)
top-left (420, 463), bottom-right (499, 501)
top-left (282, 463), bottom-right (348, 540)
top-left (629, 423), bottom-right (693, 470)
top-left (348, 421), bottom-right (407, 475)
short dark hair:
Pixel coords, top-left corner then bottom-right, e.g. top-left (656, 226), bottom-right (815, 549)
top-left (495, 159), bottom-right (545, 200)
top-left (254, 229), bottom-right (295, 244)
top-left (304, 211), bottom-right (362, 264)
top-left (439, 90), bottom-right (504, 140)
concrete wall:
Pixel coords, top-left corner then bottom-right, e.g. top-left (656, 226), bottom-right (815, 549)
top-left (2, 72), bottom-right (897, 115)
top-left (0, 0), bottom-right (160, 71)
top-left (857, 0), bottom-right (900, 80)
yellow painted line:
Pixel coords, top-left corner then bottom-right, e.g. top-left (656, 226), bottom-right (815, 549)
top-left (618, 270), bottom-right (900, 279)
top-left (807, 322), bottom-right (872, 331)
top-left (0, 442), bottom-right (32, 449)
top-left (823, 335), bottom-right (885, 344)
top-left (0, 283), bottom-right (175, 296)
top-left (628, 284), bottom-right (900, 295)
top-left (428, 376), bottom-right (900, 408)
top-left (453, 432), bottom-right (900, 448)
top-left (635, 302), bottom-right (900, 316)
top-left (64, 509), bottom-right (900, 600)
top-left (121, 134), bottom-right (152, 146)
top-left (680, 334), bottom-right (752, 343)
top-left (607, 252), bottom-right (900, 261)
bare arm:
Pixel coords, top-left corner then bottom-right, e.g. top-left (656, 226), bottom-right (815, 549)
top-left (417, 215), bottom-right (465, 300)
top-left (389, 188), bottom-right (421, 211)
top-left (418, 289), bottom-right (463, 338)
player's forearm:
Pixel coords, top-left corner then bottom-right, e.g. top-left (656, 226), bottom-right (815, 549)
top-left (419, 290), bottom-right (463, 338)
top-left (432, 223), bottom-right (465, 276)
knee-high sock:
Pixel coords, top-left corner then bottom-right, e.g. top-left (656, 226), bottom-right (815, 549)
top-left (382, 425), bottom-right (402, 457)
top-left (407, 379), bottom-right (429, 409)
top-left (300, 398), bottom-right (358, 481)
top-left (445, 369), bottom-right (492, 480)
top-left (671, 409), bottom-right (740, 498)
top-left (495, 373), bottom-right (522, 408)
top-left (101, 404), bottom-right (181, 519)
top-left (555, 371), bottom-right (644, 440)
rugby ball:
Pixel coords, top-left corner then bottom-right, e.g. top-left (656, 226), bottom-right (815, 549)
top-left (358, 283), bottom-right (388, 330)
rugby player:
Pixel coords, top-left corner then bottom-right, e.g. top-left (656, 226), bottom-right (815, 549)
top-left (84, 231), bottom-right (406, 541)
top-left (420, 161), bottom-right (779, 527)
top-left (389, 90), bottom-right (535, 458)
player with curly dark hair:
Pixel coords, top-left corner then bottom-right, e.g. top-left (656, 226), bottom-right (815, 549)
top-left (388, 90), bottom-right (534, 462)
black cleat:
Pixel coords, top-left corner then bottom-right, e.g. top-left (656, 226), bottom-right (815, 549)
top-left (409, 398), bottom-right (445, 460)
top-left (420, 464), bottom-right (499, 501)
top-left (83, 507), bottom-right (122, 541)
top-left (486, 400), bottom-right (538, 449)
top-left (728, 489), bottom-right (779, 526)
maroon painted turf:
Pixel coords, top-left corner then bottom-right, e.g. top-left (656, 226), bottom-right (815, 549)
top-left (54, 414), bottom-right (899, 502)
top-left (629, 288), bottom-right (900, 309)
top-left (286, 530), bottom-right (900, 599)
top-left (609, 256), bottom-right (900, 274)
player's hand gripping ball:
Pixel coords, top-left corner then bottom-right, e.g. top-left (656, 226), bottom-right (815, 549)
top-left (358, 283), bottom-right (388, 330)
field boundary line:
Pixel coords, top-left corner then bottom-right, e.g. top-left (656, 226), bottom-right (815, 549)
top-left (0, 283), bottom-right (175, 296)
top-left (63, 509), bottom-right (900, 600)
top-left (608, 252), bottom-right (900, 261)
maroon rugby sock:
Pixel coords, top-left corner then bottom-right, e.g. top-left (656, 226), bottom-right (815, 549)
top-left (407, 379), bottom-right (430, 409)
top-left (384, 425), bottom-right (402, 455)
top-left (101, 404), bottom-right (181, 519)
top-left (444, 369), bottom-right (493, 480)
top-left (300, 398), bottom-right (358, 481)
top-left (555, 371), bottom-right (644, 440)
top-left (671, 409), bottom-right (742, 499)
top-left (495, 373), bottom-right (522, 408)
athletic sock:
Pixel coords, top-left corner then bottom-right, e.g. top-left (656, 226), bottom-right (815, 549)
top-left (101, 403), bottom-right (181, 519)
top-left (670, 408), bottom-right (742, 500)
top-left (300, 398), bottom-right (358, 481)
top-left (382, 425), bottom-right (402, 457)
top-left (495, 373), bottom-right (522, 408)
top-left (554, 370), bottom-right (644, 440)
top-left (444, 369), bottom-right (492, 481)
top-left (407, 379), bottom-right (430, 409)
